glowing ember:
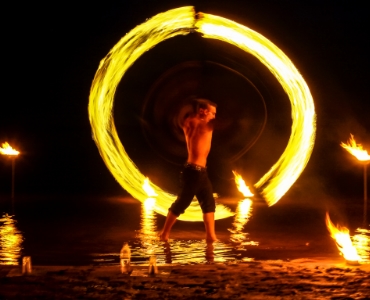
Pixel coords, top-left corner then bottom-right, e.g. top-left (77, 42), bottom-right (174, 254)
top-left (89, 6), bottom-right (315, 218)
top-left (142, 177), bottom-right (158, 198)
top-left (233, 171), bottom-right (254, 198)
top-left (325, 213), bottom-right (361, 263)
top-left (340, 134), bottom-right (370, 162)
top-left (0, 142), bottom-right (19, 156)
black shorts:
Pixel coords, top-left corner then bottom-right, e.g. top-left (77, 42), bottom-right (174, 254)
top-left (169, 164), bottom-right (216, 216)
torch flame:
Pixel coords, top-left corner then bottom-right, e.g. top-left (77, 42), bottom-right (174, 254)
top-left (142, 177), bottom-right (158, 197)
top-left (233, 171), bottom-right (254, 198)
top-left (325, 212), bottom-right (361, 262)
top-left (0, 143), bottom-right (19, 156)
top-left (340, 134), bottom-right (370, 162)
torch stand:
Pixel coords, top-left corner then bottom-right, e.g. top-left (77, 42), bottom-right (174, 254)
top-left (364, 163), bottom-right (369, 227)
top-left (12, 157), bottom-right (15, 214)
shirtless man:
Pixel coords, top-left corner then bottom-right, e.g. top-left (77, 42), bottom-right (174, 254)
top-left (159, 99), bottom-right (217, 242)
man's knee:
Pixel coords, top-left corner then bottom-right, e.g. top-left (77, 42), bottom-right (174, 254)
top-left (199, 198), bottom-right (215, 214)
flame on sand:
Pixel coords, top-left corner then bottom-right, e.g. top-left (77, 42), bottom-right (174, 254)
top-left (233, 171), bottom-right (254, 198)
top-left (340, 134), bottom-right (370, 162)
top-left (325, 213), bottom-right (361, 263)
top-left (0, 143), bottom-right (19, 156)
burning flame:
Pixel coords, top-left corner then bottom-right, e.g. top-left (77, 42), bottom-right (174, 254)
top-left (88, 6), bottom-right (315, 218)
top-left (0, 142), bottom-right (19, 156)
top-left (233, 171), bottom-right (254, 198)
top-left (325, 213), bottom-right (361, 262)
top-left (340, 134), bottom-right (370, 162)
top-left (142, 177), bottom-right (158, 198)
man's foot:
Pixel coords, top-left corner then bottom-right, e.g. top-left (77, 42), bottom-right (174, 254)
top-left (158, 231), bottom-right (169, 242)
top-left (203, 212), bottom-right (217, 243)
top-left (205, 241), bottom-right (215, 263)
top-left (206, 235), bottom-right (218, 243)
top-left (158, 211), bottom-right (178, 242)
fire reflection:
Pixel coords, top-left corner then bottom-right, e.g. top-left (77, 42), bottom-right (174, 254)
top-left (154, 240), bottom-right (232, 265)
top-left (138, 198), bottom-right (158, 247)
top-left (352, 227), bottom-right (370, 263)
top-left (0, 214), bottom-right (23, 265)
top-left (229, 199), bottom-right (252, 243)
top-left (131, 177), bottom-right (235, 264)
top-left (229, 171), bottom-right (258, 248)
top-left (136, 199), bottom-right (233, 264)
top-left (229, 199), bottom-right (258, 248)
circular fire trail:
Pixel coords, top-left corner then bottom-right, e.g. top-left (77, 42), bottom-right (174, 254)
top-left (89, 7), bottom-right (316, 220)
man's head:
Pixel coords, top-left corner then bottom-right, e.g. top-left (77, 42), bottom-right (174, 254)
top-left (195, 99), bottom-right (217, 122)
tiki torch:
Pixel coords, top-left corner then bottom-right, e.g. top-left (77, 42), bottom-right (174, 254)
top-left (340, 134), bottom-right (370, 226)
top-left (0, 142), bottom-right (20, 199)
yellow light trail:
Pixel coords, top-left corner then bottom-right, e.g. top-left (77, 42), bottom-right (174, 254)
top-left (89, 6), bottom-right (316, 219)
top-left (197, 14), bottom-right (316, 206)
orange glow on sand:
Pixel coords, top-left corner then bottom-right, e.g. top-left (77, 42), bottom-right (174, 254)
top-left (0, 142), bottom-right (19, 156)
top-left (233, 171), bottom-right (254, 198)
top-left (325, 213), bottom-right (361, 263)
top-left (340, 134), bottom-right (370, 162)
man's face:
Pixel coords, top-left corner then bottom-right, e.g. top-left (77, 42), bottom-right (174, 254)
top-left (203, 105), bottom-right (216, 122)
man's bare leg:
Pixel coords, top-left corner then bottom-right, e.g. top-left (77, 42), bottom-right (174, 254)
top-left (203, 212), bottom-right (217, 242)
top-left (159, 211), bottom-right (178, 241)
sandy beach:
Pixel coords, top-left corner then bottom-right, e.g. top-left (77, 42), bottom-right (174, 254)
top-left (1, 258), bottom-right (370, 299)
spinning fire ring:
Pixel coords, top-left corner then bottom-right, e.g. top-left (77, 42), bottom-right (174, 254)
top-left (88, 7), bottom-right (316, 221)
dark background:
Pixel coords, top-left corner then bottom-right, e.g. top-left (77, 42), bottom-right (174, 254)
top-left (1, 0), bottom-right (369, 209)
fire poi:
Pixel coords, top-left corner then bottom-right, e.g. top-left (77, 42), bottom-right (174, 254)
top-left (88, 6), bottom-right (316, 221)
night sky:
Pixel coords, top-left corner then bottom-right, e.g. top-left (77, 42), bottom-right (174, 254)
top-left (1, 0), bottom-right (369, 206)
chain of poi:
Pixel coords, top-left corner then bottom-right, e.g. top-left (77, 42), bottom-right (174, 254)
top-left (89, 6), bottom-right (316, 220)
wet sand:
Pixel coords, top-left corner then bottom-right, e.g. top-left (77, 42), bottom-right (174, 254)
top-left (1, 258), bottom-right (370, 299)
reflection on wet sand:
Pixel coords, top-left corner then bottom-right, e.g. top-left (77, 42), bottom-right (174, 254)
top-left (352, 227), bottom-right (370, 263)
top-left (228, 199), bottom-right (259, 249)
top-left (0, 214), bottom-right (23, 265)
top-left (137, 198), bottom-right (158, 247)
top-left (132, 198), bottom-right (232, 265)
top-left (129, 197), bottom-right (260, 265)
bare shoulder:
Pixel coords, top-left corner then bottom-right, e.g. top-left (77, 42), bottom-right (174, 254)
top-left (182, 115), bottom-right (196, 129)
